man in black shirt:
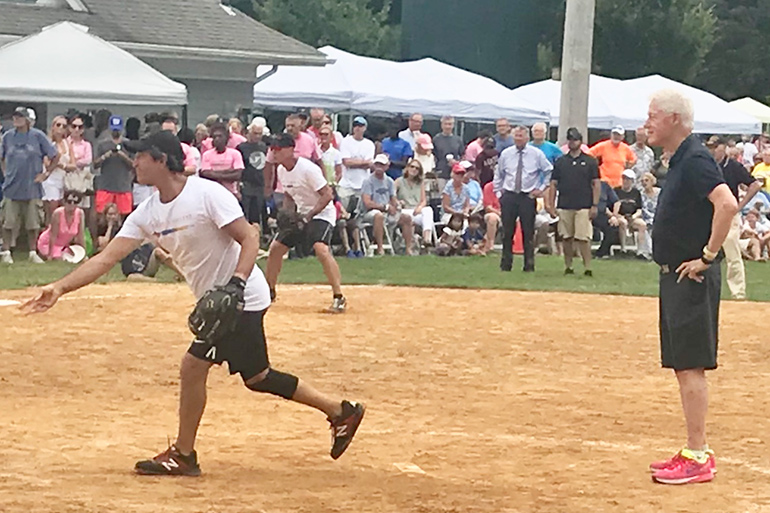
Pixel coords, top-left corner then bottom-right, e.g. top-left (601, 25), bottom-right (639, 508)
top-left (547, 127), bottom-right (600, 275)
top-left (613, 169), bottom-right (650, 259)
top-left (237, 122), bottom-right (268, 233)
top-left (708, 137), bottom-right (761, 300)
top-left (645, 90), bottom-right (737, 485)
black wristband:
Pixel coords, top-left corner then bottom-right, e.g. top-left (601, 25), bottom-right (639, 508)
top-left (701, 256), bottom-right (714, 266)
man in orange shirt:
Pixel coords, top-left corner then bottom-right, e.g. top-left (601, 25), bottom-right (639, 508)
top-left (589, 126), bottom-right (637, 188)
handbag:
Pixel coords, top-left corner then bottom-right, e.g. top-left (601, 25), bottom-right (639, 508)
top-left (63, 140), bottom-right (94, 195)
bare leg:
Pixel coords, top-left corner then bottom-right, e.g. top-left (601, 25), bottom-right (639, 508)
top-left (2, 228), bottom-right (12, 252)
top-left (618, 217), bottom-right (628, 251)
top-left (339, 223), bottom-right (351, 252)
top-left (314, 242), bottom-right (343, 295)
top-left (351, 226), bottom-right (361, 251)
top-left (484, 213), bottom-right (499, 252)
top-left (578, 240), bottom-right (592, 270)
top-left (675, 368), bottom-right (708, 450)
top-left (563, 237), bottom-right (574, 269)
top-left (400, 214), bottom-right (413, 255)
top-left (245, 369), bottom-right (343, 419)
top-left (27, 230), bottom-right (39, 252)
top-left (373, 212), bottom-right (385, 254)
top-left (175, 353), bottom-right (213, 455)
top-left (265, 240), bottom-right (290, 289)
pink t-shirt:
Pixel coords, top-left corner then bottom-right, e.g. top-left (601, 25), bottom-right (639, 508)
top-left (37, 206), bottom-right (83, 259)
top-left (181, 142), bottom-right (199, 171)
top-left (200, 132), bottom-right (248, 153)
top-left (464, 140), bottom-right (483, 162)
top-left (68, 137), bottom-right (93, 168)
top-left (200, 148), bottom-right (245, 195)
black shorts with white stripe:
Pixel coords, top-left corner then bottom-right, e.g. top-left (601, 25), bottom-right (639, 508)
top-left (276, 218), bottom-right (333, 254)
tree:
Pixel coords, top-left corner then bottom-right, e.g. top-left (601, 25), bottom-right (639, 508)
top-left (535, 0), bottom-right (716, 84)
top-left (695, 0), bottom-right (770, 101)
top-left (251, 0), bottom-right (401, 60)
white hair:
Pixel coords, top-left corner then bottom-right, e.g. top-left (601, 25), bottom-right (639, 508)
top-left (531, 122), bottom-right (547, 132)
top-left (249, 116), bottom-right (271, 136)
top-left (650, 89), bottom-right (694, 130)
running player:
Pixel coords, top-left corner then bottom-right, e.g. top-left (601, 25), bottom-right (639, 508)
top-left (265, 133), bottom-right (347, 313)
top-left (21, 130), bottom-right (364, 476)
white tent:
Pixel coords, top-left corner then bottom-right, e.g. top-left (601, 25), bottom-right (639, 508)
top-left (253, 46), bottom-right (548, 124)
top-left (0, 21), bottom-right (187, 106)
top-left (729, 97), bottom-right (770, 125)
top-left (512, 74), bottom-right (761, 134)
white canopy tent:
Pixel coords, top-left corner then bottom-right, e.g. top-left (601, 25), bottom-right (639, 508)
top-left (729, 97), bottom-right (770, 125)
top-left (0, 21), bottom-right (187, 106)
top-left (253, 46), bottom-right (548, 124)
top-left (512, 74), bottom-right (761, 134)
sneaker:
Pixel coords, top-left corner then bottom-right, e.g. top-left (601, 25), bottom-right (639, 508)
top-left (584, 270), bottom-right (593, 277)
top-left (650, 448), bottom-right (716, 474)
top-left (346, 250), bottom-right (356, 258)
top-left (328, 400), bottom-right (365, 460)
top-left (354, 250), bottom-right (364, 258)
top-left (564, 268), bottom-right (575, 275)
top-left (651, 449), bottom-right (715, 485)
top-left (327, 295), bottom-right (347, 314)
top-left (28, 252), bottom-right (44, 264)
top-left (134, 445), bottom-right (201, 476)
top-left (0, 250), bottom-right (12, 264)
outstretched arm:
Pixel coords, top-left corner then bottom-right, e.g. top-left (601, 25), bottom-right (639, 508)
top-left (21, 236), bottom-right (141, 313)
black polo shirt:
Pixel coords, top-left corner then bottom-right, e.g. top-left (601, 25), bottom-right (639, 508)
top-left (719, 157), bottom-right (755, 200)
top-left (652, 135), bottom-right (725, 265)
top-left (551, 151), bottom-right (599, 210)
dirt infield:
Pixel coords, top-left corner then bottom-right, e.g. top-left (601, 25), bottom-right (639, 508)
top-left (2, 283), bottom-right (770, 513)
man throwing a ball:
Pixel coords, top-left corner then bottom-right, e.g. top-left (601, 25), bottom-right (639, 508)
top-left (22, 130), bottom-right (364, 476)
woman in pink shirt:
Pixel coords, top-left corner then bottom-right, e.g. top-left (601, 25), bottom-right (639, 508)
top-left (37, 190), bottom-right (86, 260)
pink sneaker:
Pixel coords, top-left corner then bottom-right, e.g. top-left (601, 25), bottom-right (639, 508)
top-left (652, 452), bottom-right (714, 485)
top-left (650, 449), bottom-right (716, 474)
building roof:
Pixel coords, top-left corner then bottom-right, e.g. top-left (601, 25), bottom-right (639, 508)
top-left (0, 0), bottom-right (327, 65)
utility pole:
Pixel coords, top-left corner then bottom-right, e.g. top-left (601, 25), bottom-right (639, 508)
top-left (557, 0), bottom-right (596, 144)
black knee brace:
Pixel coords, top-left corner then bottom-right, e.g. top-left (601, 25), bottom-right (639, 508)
top-left (245, 369), bottom-right (298, 399)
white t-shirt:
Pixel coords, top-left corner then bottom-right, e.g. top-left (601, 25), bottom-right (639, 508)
top-left (339, 135), bottom-right (375, 190)
top-left (278, 157), bottom-right (336, 226)
top-left (744, 142), bottom-right (759, 167)
top-left (321, 146), bottom-right (343, 184)
top-left (116, 176), bottom-right (270, 312)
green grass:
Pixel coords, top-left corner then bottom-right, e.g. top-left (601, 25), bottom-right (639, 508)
top-left (4, 252), bottom-right (770, 301)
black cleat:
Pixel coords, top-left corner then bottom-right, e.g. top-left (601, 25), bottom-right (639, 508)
top-left (134, 445), bottom-right (201, 476)
top-left (328, 401), bottom-right (365, 460)
top-left (584, 269), bottom-right (593, 277)
top-left (564, 268), bottom-right (575, 275)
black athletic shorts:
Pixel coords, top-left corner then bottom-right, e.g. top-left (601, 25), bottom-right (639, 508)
top-left (187, 310), bottom-right (269, 381)
top-left (276, 218), bottom-right (333, 253)
top-left (659, 264), bottom-right (720, 370)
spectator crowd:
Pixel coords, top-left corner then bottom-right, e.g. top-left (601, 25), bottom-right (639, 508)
top-left (1, 105), bottom-right (769, 296)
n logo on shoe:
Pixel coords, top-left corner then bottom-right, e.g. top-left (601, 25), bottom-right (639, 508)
top-left (161, 458), bottom-right (179, 471)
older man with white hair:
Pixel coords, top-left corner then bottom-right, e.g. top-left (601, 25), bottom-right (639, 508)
top-left (645, 89), bottom-right (737, 485)
top-left (630, 126), bottom-right (655, 187)
top-left (529, 122), bottom-right (563, 165)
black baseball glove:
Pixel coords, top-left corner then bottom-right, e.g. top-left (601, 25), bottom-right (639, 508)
top-left (277, 209), bottom-right (306, 236)
top-left (188, 276), bottom-right (246, 343)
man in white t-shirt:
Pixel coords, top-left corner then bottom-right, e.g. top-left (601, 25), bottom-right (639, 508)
top-left (21, 130), bottom-right (364, 476)
top-left (338, 116), bottom-right (375, 213)
top-left (265, 133), bottom-right (347, 313)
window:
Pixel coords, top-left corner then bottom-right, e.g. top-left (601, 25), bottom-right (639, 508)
top-left (0, 0), bottom-right (88, 12)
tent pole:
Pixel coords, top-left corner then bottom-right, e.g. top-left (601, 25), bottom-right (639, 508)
top-left (182, 105), bottom-right (189, 129)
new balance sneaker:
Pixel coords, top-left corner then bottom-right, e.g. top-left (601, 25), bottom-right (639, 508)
top-left (328, 400), bottom-right (365, 460)
top-left (28, 251), bottom-right (44, 264)
top-left (327, 295), bottom-right (347, 314)
top-left (650, 448), bottom-right (716, 474)
top-left (651, 449), bottom-right (714, 485)
top-left (0, 250), bottom-right (12, 264)
top-left (134, 445), bottom-right (201, 476)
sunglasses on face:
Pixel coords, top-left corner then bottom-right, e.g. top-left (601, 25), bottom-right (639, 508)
top-left (320, 132), bottom-right (332, 137)
top-left (71, 124), bottom-right (84, 129)
top-left (407, 164), bottom-right (419, 169)
top-left (65, 197), bottom-right (79, 204)
top-left (322, 120), bottom-right (332, 124)
top-left (55, 123), bottom-right (66, 128)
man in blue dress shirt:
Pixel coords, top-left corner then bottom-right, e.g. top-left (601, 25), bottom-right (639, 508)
top-left (493, 125), bottom-right (553, 272)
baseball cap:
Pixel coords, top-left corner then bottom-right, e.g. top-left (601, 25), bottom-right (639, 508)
top-left (268, 132), bottom-right (296, 149)
top-left (566, 127), bottom-right (583, 141)
top-left (352, 116), bottom-right (368, 127)
top-left (124, 130), bottom-right (185, 165)
top-left (373, 153), bottom-right (390, 166)
top-left (611, 125), bottom-right (625, 135)
top-left (706, 135), bottom-right (724, 148)
top-left (459, 160), bottom-right (473, 170)
top-left (451, 162), bottom-right (466, 174)
top-left (621, 169), bottom-right (635, 180)
top-left (12, 106), bottom-right (30, 119)
top-left (109, 115), bottom-right (124, 131)
top-left (416, 133), bottom-right (433, 150)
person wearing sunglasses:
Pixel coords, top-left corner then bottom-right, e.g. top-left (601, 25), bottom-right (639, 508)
top-left (40, 116), bottom-right (77, 225)
top-left (36, 190), bottom-right (85, 260)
